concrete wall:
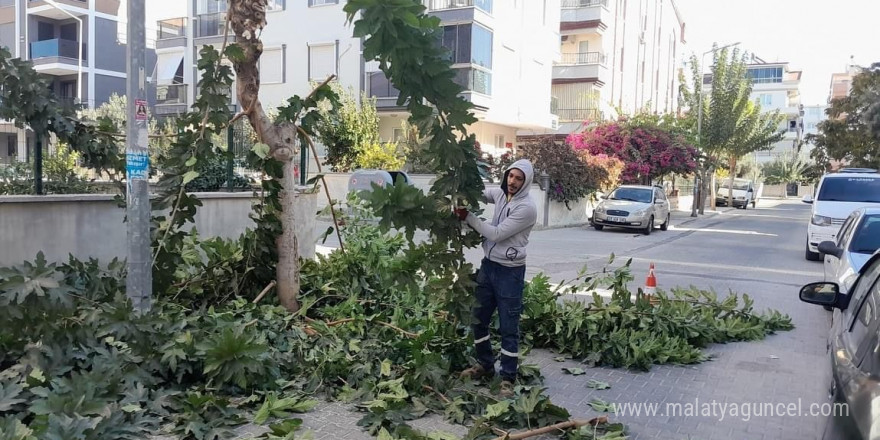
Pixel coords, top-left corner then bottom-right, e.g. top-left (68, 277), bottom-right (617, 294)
top-left (760, 183), bottom-right (814, 198)
top-left (0, 191), bottom-right (317, 267)
top-left (309, 172), bottom-right (599, 230)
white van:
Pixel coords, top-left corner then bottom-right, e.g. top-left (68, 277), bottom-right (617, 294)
top-left (803, 169), bottom-right (880, 261)
top-left (716, 178), bottom-right (756, 209)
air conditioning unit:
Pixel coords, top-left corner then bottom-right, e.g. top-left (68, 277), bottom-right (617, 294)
top-left (550, 117), bottom-right (559, 130)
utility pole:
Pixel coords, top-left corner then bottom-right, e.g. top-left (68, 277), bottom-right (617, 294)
top-left (126, 0), bottom-right (152, 313)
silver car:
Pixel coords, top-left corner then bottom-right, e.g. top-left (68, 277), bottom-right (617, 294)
top-left (591, 185), bottom-right (671, 235)
top-left (819, 207), bottom-right (880, 294)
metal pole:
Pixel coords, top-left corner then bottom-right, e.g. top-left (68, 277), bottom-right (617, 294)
top-left (34, 136), bottom-right (43, 195)
top-left (226, 124), bottom-right (234, 191)
top-left (541, 171), bottom-right (550, 227)
top-left (126, 0), bottom-right (152, 313)
top-left (299, 139), bottom-right (308, 186)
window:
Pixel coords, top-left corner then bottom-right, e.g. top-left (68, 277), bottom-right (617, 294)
top-left (747, 67), bottom-right (783, 84)
top-left (757, 94), bottom-right (772, 106)
top-left (494, 134), bottom-right (505, 150)
top-left (849, 268), bottom-right (880, 353)
top-left (441, 23), bottom-right (493, 69)
top-left (475, 0), bottom-right (493, 13)
top-left (308, 43), bottom-right (336, 81)
top-left (266, 0), bottom-right (285, 10)
top-left (6, 135), bottom-right (16, 157)
top-left (850, 216), bottom-right (880, 254)
top-left (392, 128), bottom-right (405, 143)
top-left (260, 46), bottom-right (284, 84)
top-left (845, 259), bottom-right (880, 353)
top-left (836, 215), bottom-right (857, 248)
top-left (308, 0), bottom-right (338, 6)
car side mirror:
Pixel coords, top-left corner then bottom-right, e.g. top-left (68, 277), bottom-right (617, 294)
top-left (818, 241), bottom-right (843, 259)
top-left (802, 194), bottom-right (813, 204)
top-left (799, 282), bottom-right (841, 307)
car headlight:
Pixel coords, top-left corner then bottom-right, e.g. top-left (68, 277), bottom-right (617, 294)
top-left (594, 205), bottom-right (605, 214)
top-left (811, 214), bottom-right (833, 227)
top-left (633, 209), bottom-right (648, 217)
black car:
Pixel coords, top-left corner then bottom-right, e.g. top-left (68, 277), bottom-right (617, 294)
top-left (800, 250), bottom-right (880, 439)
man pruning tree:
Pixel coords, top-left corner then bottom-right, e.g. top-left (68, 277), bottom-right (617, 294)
top-left (455, 159), bottom-right (538, 397)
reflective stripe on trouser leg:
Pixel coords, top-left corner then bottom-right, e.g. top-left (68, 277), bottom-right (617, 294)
top-left (496, 264), bottom-right (525, 381)
top-left (500, 348), bottom-right (519, 358)
top-left (474, 334), bottom-right (490, 345)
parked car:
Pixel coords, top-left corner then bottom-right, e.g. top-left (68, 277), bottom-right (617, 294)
top-left (591, 185), bottom-right (671, 235)
top-left (799, 250), bottom-right (880, 439)
top-left (715, 178), bottom-right (756, 209)
top-left (803, 168), bottom-right (880, 261)
top-left (819, 207), bottom-right (880, 295)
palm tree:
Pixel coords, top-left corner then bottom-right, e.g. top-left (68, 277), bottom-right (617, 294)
top-left (761, 153), bottom-right (812, 198)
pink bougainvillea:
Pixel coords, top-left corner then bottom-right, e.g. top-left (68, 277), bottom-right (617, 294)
top-left (567, 121), bottom-right (698, 185)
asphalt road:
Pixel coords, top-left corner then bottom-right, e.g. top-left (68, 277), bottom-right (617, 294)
top-left (306, 199), bottom-right (832, 439)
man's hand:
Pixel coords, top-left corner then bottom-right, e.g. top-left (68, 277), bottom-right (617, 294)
top-left (454, 207), bottom-right (469, 221)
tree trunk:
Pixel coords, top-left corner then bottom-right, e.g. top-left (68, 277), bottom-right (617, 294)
top-left (727, 156), bottom-right (737, 208)
top-left (228, 0), bottom-right (302, 311)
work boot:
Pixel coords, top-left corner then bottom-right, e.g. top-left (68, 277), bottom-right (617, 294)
top-left (459, 364), bottom-right (494, 381)
top-left (498, 380), bottom-right (515, 398)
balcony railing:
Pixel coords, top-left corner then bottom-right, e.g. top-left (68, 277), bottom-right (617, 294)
top-left (424, 0), bottom-right (492, 13)
top-left (367, 71), bottom-right (400, 99)
top-left (558, 52), bottom-right (606, 65)
top-left (157, 84), bottom-right (188, 106)
top-left (453, 67), bottom-right (491, 95)
top-left (561, 0), bottom-right (607, 8)
top-left (157, 17), bottom-right (186, 40)
top-left (30, 39), bottom-right (86, 60)
top-left (556, 108), bottom-right (601, 122)
top-left (195, 12), bottom-right (229, 38)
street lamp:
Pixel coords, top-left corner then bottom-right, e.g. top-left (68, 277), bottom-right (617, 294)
top-left (42, 0), bottom-right (83, 106)
top-left (692, 41), bottom-right (740, 217)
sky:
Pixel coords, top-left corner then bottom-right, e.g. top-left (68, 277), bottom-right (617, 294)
top-left (144, 0), bottom-right (878, 106)
top-left (674, 0), bottom-right (879, 105)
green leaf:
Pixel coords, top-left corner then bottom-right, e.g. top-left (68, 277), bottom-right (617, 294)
top-left (553, 356), bottom-right (566, 362)
top-left (185, 156), bottom-right (197, 167)
top-left (586, 379), bottom-right (611, 390)
top-left (589, 398), bottom-right (617, 413)
top-left (380, 359), bottom-right (392, 377)
top-left (562, 367), bottom-right (586, 375)
top-left (484, 401), bottom-right (510, 419)
top-left (182, 171), bottom-right (200, 184)
top-left (253, 143), bottom-right (271, 159)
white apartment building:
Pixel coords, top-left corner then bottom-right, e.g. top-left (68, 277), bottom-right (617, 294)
top-left (0, 0), bottom-right (147, 163)
top-left (540, 0), bottom-right (686, 138)
top-left (153, 0), bottom-right (561, 158)
top-left (801, 104), bottom-right (827, 159)
top-left (744, 60), bottom-right (803, 164)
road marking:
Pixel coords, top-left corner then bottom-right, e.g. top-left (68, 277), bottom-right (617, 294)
top-left (669, 226), bottom-right (778, 236)
top-left (577, 254), bottom-right (822, 278)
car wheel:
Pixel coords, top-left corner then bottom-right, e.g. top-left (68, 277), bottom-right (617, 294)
top-left (593, 224), bottom-right (604, 231)
top-left (805, 242), bottom-right (822, 261)
top-left (660, 213), bottom-right (670, 231)
top-left (643, 216), bottom-right (653, 235)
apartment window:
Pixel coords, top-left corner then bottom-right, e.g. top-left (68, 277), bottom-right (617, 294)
top-left (757, 94), bottom-right (772, 106)
top-left (475, 0), bottom-right (493, 13)
top-left (37, 22), bottom-right (53, 40)
top-left (266, 0), bottom-right (286, 11)
top-left (197, 0), bottom-right (226, 15)
top-left (392, 128), bottom-right (405, 143)
top-left (308, 0), bottom-right (338, 6)
top-left (308, 43), bottom-right (336, 81)
top-left (7, 135), bottom-right (16, 157)
top-left (260, 46), bottom-right (285, 84)
top-left (494, 134), bottom-right (505, 150)
top-left (748, 67), bottom-right (783, 84)
top-left (441, 23), bottom-right (493, 69)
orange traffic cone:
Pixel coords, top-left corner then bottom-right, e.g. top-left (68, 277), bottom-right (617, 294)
top-left (643, 263), bottom-right (659, 305)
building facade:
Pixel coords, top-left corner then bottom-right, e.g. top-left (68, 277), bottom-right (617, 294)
top-left (801, 104), bottom-right (827, 160)
top-left (544, 0), bottom-right (686, 138)
top-left (0, 0), bottom-right (150, 164)
top-left (154, 0), bottom-right (561, 158)
top-left (745, 60), bottom-right (803, 164)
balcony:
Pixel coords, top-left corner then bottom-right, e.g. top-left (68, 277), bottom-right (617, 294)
top-left (560, 0), bottom-right (610, 33)
top-left (157, 17), bottom-right (187, 49)
top-left (556, 108), bottom-right (601, 123)
top-left (195, 12), bottom-right (232, 39)
top-left (30, 39), bottom-right (87, 75)
top-left (367, 71), bottom-right (405, 109)
top-left (453, 67), bottom-right (491, 96)
top-left (424, 0), bottom-right (492, 13)
top-left (155, 84), bottom-right (189, 116)
top-left (27, 0), bottom-right (88, 19)
top-left (553, 52), bottom-right (608, 85)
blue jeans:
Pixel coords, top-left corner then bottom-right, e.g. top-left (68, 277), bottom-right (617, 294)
top-left (472, 258), bottom-right (525, 381)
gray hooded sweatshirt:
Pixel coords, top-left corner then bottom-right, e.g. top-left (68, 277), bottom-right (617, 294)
top-left (465, 159), bottom-right (538, 267)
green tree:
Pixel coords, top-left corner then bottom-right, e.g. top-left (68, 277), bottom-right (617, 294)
top-left (761, 153), bottom-right (814, 198)
top-left (808, 63), bottom-right (880, 170)
top-left (316, 83), bottom-right (381, 172)
top-left (679, 46), bottom-right (784, 212)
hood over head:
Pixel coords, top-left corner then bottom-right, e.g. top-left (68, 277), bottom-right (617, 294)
top-left (501, 159), bottom-right (534, 200)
